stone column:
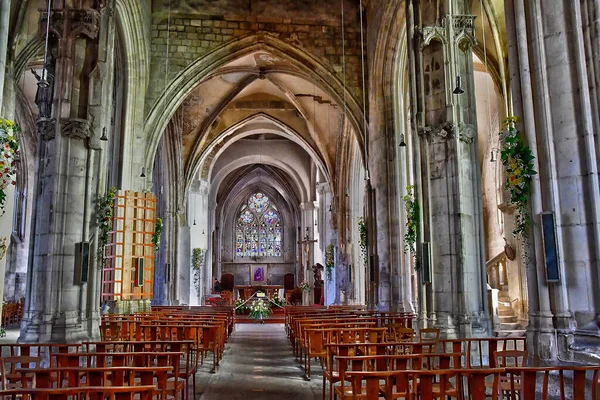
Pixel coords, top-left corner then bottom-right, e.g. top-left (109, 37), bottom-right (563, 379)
top-left (412, 0), bottom-right (490, 337)
top-left (189, 180), bottom-right (209, 304)
top-left (300, 202), bottom-right (315, 304)
top-left (20, 4), bottom-right (114, 342)
top-left (0, 0), bottom-right (11, 109)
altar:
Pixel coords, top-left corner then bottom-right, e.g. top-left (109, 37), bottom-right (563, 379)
top-left (235, 285), bottom-right (283, 301)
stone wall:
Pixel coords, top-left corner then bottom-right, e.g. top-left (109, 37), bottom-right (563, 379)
top-left (147, 0), bottom-right (364, 109)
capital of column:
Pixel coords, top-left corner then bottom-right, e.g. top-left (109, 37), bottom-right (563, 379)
top-left (300, 202), bottom-right (315, 211)
top-left (36, 118), bottom-right (56, 141)
top-left (61, 118), bottom-right (92, 140)
top-left (40, 8), bottom-right (101, 41)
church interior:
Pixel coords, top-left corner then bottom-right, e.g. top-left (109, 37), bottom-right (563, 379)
top-left (0, 0), bottom-right (600, 398)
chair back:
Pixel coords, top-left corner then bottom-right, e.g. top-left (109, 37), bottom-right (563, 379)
top-left (220, 273), bottom-right (234, 292)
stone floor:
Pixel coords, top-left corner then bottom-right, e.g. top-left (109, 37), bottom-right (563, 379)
top-left (197, 323), bottom-right (322, 399)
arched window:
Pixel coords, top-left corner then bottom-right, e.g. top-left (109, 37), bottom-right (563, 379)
top-left (236, 193), bottom-right (282, 257)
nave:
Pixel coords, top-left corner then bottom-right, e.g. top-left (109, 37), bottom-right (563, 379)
top-left (199, 323), bottom-right (320, 400)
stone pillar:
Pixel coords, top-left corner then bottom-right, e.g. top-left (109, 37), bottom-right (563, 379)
top-left (20, 4), bottom-right (114, 342)
top-left (300, 202), bottom-right (315, 304)
top-left (0, 0), bottom-right (11, 109)
top-left (412, 0), bottom-right (490, 337)
top-left (189, 180), bottom-right (209, 304)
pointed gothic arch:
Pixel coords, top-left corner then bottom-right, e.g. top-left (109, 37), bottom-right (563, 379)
top-left (143, 33), bottom-right (366, 175)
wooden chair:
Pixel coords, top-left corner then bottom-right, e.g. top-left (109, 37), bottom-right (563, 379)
top-left (0, 356), bottom-right (42, 390)
top-left (0, 385), bottom-right (156, 400)
top-left (493, 350), bottom-right (528, 399)
top-left (419, 328), bottom-right (440, 343)
top-left (506, 366), bottom-right (600, 400)
top-left (388, 325), bottom-right (414, 342)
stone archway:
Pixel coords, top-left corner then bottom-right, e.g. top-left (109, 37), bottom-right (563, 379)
top-left (143, 33), bottom-right (366, 175)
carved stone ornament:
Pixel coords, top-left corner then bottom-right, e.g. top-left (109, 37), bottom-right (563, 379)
top-left (37, 118), bottom-right (57, 141)
top-left (418, 122), bottom-right (456, 140)
top-left (444, 14), bottom-right (477, 48)
top-left (504, 238), bottom-right (516, 261)
top-left (421, 14), bottom-right (476, 48)
top-left (62, 118), bottom-right (91, 140)
top-left (458, 122), bottom-right (477, 144)
top-left (40, 8), bottom-right (100, 40)
top-left (0, 237), bottom-right (6, 261)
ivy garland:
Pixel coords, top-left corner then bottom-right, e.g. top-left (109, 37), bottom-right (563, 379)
top-left (152, 218), bottom-right (163, 252)
top-left (324, 244), bottom-right (334, 282)
top-left (499, 116), bottom-right (537, 237)
top-left (403, 185), bottom-right (419, 258)
top-left (192, 248), bottom-right (204, 293)
top-left (96, 187), bottom-right (117, 268)
top-left (358, 217), bottom-right (367, 267)
top-left (0, 118), bottom-right (20, 217)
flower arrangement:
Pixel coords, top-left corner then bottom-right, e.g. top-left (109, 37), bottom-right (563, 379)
top-left (192, 248), bottom-right (204, 293)
top-left (234, 299), bottom-right (247, 314)
top-left (299, 280), bottom-right (311, 293)
top-left (152, 217), bottom-right (163, 252)
top-left (248, 298), bottom-right (271, 321)
top-left (270, 293), bottom-right (286, 308)
top-left (358, 217), bottom-right (367, 267)
top-left (403, 185), bottom-right (419, 257)
top-left (324, 244), bottom-right (334, 282)
top-left (0, 118), bottom-right (20, 217)
top-left (96, 186), bottom-right (117, 268)
top-left (499, 116), bottom-right (537, 237)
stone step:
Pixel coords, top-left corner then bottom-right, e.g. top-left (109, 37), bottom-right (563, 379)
top-left (499, 315), bottom-right (518, 323)
top-left (498, 290), bottom-right (509, 298)
top-left (498, 308), bottom-right (514, 317)
top-left (500, 285), bottom-right (509, 292)
top-left (499, 322), bottom-right (521, 331)
top-left (494, 329), bottom-right (526, 338)
top-left (498, 296), bottom-right (511, 303)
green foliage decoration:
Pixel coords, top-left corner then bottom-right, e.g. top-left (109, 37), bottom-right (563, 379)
top-left (0, 118), bottom-right (20, 217)
top-left (324, 244), bottom-right (334, 282)
top-left (96, 187), bottom-right (117, 268)
top-left (152, 217), bottom-right (163, 252)
top-left (499, 116), bottom-right (537, 237)
top-left (192, 248), bottom-right (204, 293)
top-left (403, 185), bottom-right (419, 258)
top-left (358, 217), bottom-right (367, 267)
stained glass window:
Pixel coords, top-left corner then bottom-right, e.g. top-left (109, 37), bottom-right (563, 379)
top-left (235, 193), bottom-right (282, 257)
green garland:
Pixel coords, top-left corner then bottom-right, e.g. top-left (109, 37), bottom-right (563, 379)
top-left (0, 118), bottom-right (20, 217)
top-left (499, 116), bottom-right (537, 237)
top-left (192, 248), bottom-right (204, 293)
top-left (152, 217), bottom-right (163, 252)
top-left (324, 244), bottom-right (334, 282)
top-left (96, 187), bottom-right (117, 268)
top-left (403, 185), bottom-right (419, 257)
top-left (358, 217), bottom-right (367, 267)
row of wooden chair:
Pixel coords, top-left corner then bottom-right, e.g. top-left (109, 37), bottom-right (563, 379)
top-left (0, 306), bottom-right (235, 399)
top-left (2, 300), bottom-right (24, 329)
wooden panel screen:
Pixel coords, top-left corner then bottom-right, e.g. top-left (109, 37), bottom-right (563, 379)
top-left (101, 190), bottom-right (156, 301)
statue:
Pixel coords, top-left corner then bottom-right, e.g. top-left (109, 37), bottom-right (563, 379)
top-left (31, 53), bottom-right (55, 120)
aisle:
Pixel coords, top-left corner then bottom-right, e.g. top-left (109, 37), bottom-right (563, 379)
top-left (198, 323), bottom-right (322, 399)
